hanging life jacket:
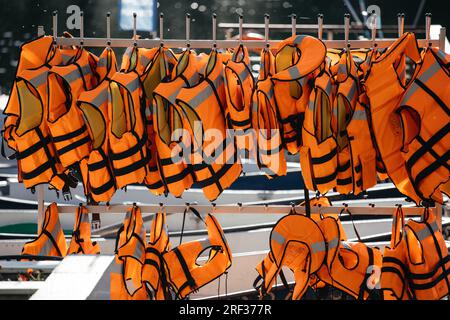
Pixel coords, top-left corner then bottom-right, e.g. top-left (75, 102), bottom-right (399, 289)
top-left (142, 210), bottom-right (172, 300)
top-left (254, 213), bottom-right (326, 300)
top-left (67, 205), bottom-right (100, 255)
top-left (252, 49), bottom-right (287, 178)
top-left (380, 206), bottom-right (413, 300)
top-left (78, 47), bottom-right (118, 203)
top-left (2, 36), bottom-right (69, 190)
top-left (224, 45), bottom-right (256, 159)
top-left (395, 47), bottom-right (450, 203)
top-left (122, 46), bottom-right (178, 196)
top-left (152, 49), bottom-right (199, 198)
top-left (108, 70), bottom-right (148, 189)
top-left (300, 57), bottom-right (338, 194)
top-left (332, 51), bottom-right (377, 195)
top-left (364, 33), bottom-right (426, 204)
top-left (163, 213), bottom-right (232, 299)
top-left (175, 50), bottom-right (243, 202)
top-left (272, 35), bottom-right (327, 154)
top-left (404, 208), bottom-right (450, 300)
top-left (315, 213), bottom-right (383, 300)
top-left (47, 48), bottom-right (98, 169)
top-left (21, 203), bottom-right (67, 259)
top-left (111, 205), bottom-right (148, 300)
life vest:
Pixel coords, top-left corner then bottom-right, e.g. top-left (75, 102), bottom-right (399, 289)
top-left (252, 49), bottom-right (287, 178)
top-left (364, 33), bottom-right (427, 204)
top-left (108, 70), bottom-right (148, 189)
top-left (316, 220), bottom-right (383, 300)
top-left (141, 48), bottom-right (178, 196)
top-left (331, 51), bottom-right (377, 195)
top-left (255, 213), bottom-right (326, 300)
top-left (395, 47), bottom-right (450, 203)
top-left (381, 207), bottom-right (413, 300)
top-left (3, 36), bottom-right (69, 190)
top-left (300, 58), bottom-right (338, 194)
top-left (123, 47), bottom-right (178, 196)
top-left (224, 45), bottom-right (256, 158)
top-left (163, 214), bottom-right (232, 299)
top-left (67, 205), bottom-right (100, 255)
top-left (78, 47), bottom-right (117, 203)
top-left (142, 211), bottom-right (172, 300)
top-left (304, 197), bottom-right (348, 290)
top-left (152, 50), bottom-right (198, 198)
top-left (111, 206), bottom-right (148, 300)
top-left (175, 50), bottom-right (243, 202)
top-left (21, 203), bottom-right (67, 259)
top-left (47, 48), bottom-right (98, 169)
top-left (404, 208), bottom-right (450, 300)
top-left (272, 35), bottom-right (327, 154)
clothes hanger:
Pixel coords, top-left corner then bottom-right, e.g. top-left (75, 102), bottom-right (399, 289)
top-left (344, 13), bottom-right (351, 52)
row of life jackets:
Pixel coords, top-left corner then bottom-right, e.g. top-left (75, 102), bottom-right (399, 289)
top-left (3, 33), bottom-right (448, 204)
top-left (21, 202), bottom-right (100, 259)
top-left (381, 206), bottom-right (450, 300)
top-left (110, 205), bottom-right (232, 300)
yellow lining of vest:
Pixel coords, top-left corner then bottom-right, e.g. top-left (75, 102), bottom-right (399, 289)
top-left (155, 96), bottom-right (188, 146)
top-left (176, 100), bottom-right (202, 146)
top-left (142, 52), bottom-right (165, 102)
top-left (129, 48), bottom-right (138, 72)
top-left (258, 93), bottom-right (278, 139)
top-left (16, 80), bottom-right (43, 136)
top-left (176, 51), bottom-right (190, 76)
top-left (206, 51), bottom-right (218, 76)
top-left (79, 102), bottom-right (106, 150)
top-left (110, 82), bottom-right (127, 138)
top-left (314, 88), bottom-right (333, 143)
top-left (275, 46), bottom-right (302, 98)
top-left (338, 246), bottom-right (359, 269)
top-left (335, 94), bottom-right (352, 150)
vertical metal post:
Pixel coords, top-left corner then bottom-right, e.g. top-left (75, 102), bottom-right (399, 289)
top-left (344, 14), bottom-right (351, 49)
top-left (317, 14), bottom-right (324, 40)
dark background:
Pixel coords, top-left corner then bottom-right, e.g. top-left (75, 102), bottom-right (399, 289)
top-left (0, 0), bottom-right (448, 94)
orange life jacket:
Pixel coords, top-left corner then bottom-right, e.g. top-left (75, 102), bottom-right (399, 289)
top-left (364, 33), bottom-right (427, 204)
top-left (381, 207), bottom-right (413, 300)
top-left (2, 36), bottom-right (69, 190)
top-left (47, 48), bottom-right (98, 168)
top-left (224, 45), bottom-right (256, 158)
top-left (78, 47), bottom-right (117, 203)
top-left (67, 205), bottom-right (100, 255)
top-left (142, 211), bottom-right (171, 300)
top-left (300, 58), bottom-right (338, 194)
top-left (272, 35), bottom-right (327, 154)
top-left (111, 206), bottom-right (148, 300)
top-left (163, 214), bottom-right (232, 299)
top-left (152, 50), bottom-right (198, 198)
top-left (108, 71), bottom-right (148, 189)
top-left (252, 49), bottom-right (287, 178)
top-left (332, 51), bottom-right (377, 195)
top-left (316, 224), bottom-right (383, 300)
top-left (175, 50), bottom-right (243, 201)
top-left (21, 203), bottom-right (67, 259)
top-left (255, 213), bottom-right (326, 300)
top-left (396, 47), bottom-right (450, 203)
top-left (404, 208), bottom-right (450, 300)
top-left (122, 46), bottom-right (178, 196)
